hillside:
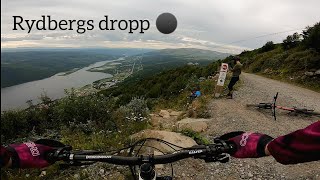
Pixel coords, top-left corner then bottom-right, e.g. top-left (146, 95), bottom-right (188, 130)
top-left (225, 22), bottom-right (320, 92)
top-left (235, 46), bottom-right (320, 91)
top-left (85, 48), bottom-right (229, 89)
top-left (100, 62), bottom-right (219, 106)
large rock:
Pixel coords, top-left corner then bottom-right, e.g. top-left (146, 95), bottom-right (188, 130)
top-left (169, 111), bottom-right (183, 116)
top-left (305, 71), bottom-right (315, 76)
top-left (149, 114), bottom-right (162, 126)
top-left (159, 110), bottom-right (170, 119)
top-left (263, 68), bottom-right (272, 74)
top-left (149, 113), bottom-right (177, 129)
top-left (176, 118), bottom-right (209, 132)
top-left (131, 130), bottom-right (197, 152)
top-left (315, 69), bottom-right (320, 75)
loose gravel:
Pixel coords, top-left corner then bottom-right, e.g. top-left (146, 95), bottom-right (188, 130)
top-left (168, 73), bottom-right (320, 180)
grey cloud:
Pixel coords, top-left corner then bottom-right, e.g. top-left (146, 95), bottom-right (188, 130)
top-left (1, 0), bottom-right (320, 53)
top-left (1, 34), bottom-right (45, 41)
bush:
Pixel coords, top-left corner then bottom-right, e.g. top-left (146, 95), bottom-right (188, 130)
top-left (284, 49), bottom-right (320, 72)
top-left (302, 22), bottom-right (320, 52)
top-left (116, 97), bottom-right (150, 122)
top-left (1, 89), bottom-right (119, 141)
top-left (52, 89), bottom-right (116, 131)
top-left (199, 79), bottom-right (215, 94)
top-left (180, 129), bottom-right (210, 145)
top-left (1, 110), bottom-right (28, 142)
top-left (283, 32), bottom-right (301, 50)
top-left (260, 41), bottom-right (275, 53)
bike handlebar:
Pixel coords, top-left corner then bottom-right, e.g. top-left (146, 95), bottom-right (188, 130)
top-left (47, 140), bottom-right (236, 166)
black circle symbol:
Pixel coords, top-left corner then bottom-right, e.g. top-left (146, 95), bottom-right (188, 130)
top-left (156, 13), bottom-right (177, 34)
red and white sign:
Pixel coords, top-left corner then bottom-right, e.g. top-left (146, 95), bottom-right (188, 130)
top-left (217, 63), bottom-right (229, 86)
top-left (215, 63), bottom-right (229, 97)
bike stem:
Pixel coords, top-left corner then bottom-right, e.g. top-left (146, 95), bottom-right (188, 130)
top-left (139, 163), bottom-right (156, 180)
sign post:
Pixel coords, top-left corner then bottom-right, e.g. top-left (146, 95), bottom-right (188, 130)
top-left (214, 63), bottom-right (229, 97)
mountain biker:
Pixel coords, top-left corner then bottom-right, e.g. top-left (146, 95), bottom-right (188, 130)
top-left (1, 121), bottom-right (319, 168)
top-left (189, 87), bottom-right (201, 101)
top-left (227, 56), bottom-right (242, 99)
top-left (189, 90), bottom-right (197, 101)
top-left (195, 89), bottom-right (201, 98)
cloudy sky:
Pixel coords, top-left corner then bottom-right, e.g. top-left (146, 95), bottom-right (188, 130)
top-left (1, 0), bottom-right (319, 53)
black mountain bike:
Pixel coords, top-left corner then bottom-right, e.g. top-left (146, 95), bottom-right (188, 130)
top-left (47, 138), bottom-right (235, 180)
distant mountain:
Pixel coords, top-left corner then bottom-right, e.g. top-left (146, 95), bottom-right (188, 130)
top-left (122, 48), bottom-right (231, 80)
top-left (143, 48), bottom-right (230, 60)
top-left (133, 48), bottom-right (230, 68)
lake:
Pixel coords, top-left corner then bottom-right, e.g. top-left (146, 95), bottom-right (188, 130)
top-left (1, 59), bottom-right (116, 111)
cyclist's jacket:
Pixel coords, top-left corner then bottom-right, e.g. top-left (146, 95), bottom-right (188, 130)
top-left (1, 121), bottom-right (319, 167)
top-left (268, 121), bottom-right (320, 164)
top-left (231, 63), bottom-right (243, 77)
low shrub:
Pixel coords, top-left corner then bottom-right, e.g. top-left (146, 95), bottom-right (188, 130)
top-left (180, 129), bottom-right (210, 145)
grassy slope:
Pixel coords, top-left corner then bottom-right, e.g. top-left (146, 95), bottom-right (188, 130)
top-left (236, 45), bottom-right (320, 92)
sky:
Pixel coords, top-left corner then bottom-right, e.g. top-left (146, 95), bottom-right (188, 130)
top-left (1, 0), bottom-right (320, 54)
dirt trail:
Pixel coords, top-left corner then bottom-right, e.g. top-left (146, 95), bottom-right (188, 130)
top-left (208, 72), bottom-right (319, 137)
top-left (170, 73), bottom-right (320, 180)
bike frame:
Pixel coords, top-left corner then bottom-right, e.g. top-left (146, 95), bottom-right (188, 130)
top-left (248, 92), bottom-right (319, 120)
top-left (276, 105), bottom-right (295, 111)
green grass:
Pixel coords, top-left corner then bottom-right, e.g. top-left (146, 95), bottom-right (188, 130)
top-left (179, 129), bottom-right (210, 145)
top-left (236, 45), bottom-right (320, 92)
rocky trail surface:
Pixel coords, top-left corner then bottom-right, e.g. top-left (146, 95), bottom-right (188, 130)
top-left (67, 73), bottom-right (320, 180)
top-left (170, 73), bottom-right (320, 180)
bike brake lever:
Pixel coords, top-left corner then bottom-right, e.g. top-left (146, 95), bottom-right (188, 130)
top-left (197, 153), bottom-right (230, 163)
top-left (217, 154), bottom-right (230, 163)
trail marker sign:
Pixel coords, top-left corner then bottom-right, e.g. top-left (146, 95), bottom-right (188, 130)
top-left (214, 63), bottom-right (229, 97)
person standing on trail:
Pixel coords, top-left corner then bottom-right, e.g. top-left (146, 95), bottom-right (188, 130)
top-left (227, 56), bottom-right (243, 99)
